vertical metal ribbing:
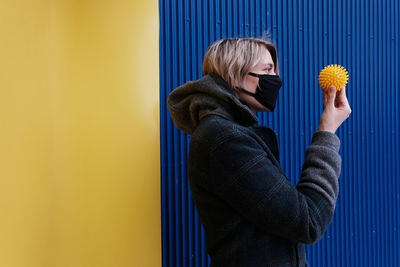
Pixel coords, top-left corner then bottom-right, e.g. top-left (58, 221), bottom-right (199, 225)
top-left (395, 1), bottom-right (400, 266)
top-left (160, 1), bottom-right (400, 266)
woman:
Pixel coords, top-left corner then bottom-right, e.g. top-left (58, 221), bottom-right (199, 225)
top-left (167, 38), bottom-right (351, 267)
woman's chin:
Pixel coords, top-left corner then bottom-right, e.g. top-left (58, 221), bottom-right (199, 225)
top-left (239, 95), bottom-right (273, 112)
top-left (253, 104), bottom-right (272, 112)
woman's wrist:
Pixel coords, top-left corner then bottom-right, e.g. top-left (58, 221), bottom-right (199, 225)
top-left (317, 124), bottom-right (336, 134)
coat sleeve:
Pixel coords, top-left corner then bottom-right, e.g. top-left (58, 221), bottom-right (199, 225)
top-left (209, 127), bottom-right (342, 245)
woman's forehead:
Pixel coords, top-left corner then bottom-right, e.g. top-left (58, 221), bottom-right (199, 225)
top-left (257, 49), bottom-right (274, 66)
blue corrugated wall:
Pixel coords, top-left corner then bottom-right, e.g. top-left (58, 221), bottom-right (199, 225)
top-left (159, 0), bottom-right (400, 266)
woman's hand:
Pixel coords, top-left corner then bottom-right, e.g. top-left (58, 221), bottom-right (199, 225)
top-left (318, 86), bottom-right (352, 134)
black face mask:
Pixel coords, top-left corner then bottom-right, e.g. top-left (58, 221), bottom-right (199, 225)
top-left (239, 72), bottom-right (282, 111)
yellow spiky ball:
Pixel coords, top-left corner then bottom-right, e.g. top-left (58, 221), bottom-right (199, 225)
top-left (318, 64), bottom-right (349, 91)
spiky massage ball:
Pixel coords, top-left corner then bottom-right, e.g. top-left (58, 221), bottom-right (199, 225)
top-left (318, 64), bottom-right (349, 91)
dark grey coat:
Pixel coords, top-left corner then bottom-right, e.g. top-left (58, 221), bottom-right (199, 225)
top-left (167, 73), bottom-right (342, 267)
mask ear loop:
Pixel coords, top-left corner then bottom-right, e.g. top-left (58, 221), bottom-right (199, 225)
top-left (236, 72), bottom-right (269, 94)
top-left (247, 72), bottom-right (262, 91)
top-left (248, 72), bottom-right (261, 78)
top-left (236, 85), bottom-right (257, 97)
top-left (234, 72), bottom-right (252, 93)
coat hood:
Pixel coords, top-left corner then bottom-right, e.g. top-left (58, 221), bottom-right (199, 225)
top-left (167, 73), bottom-right (259, 135)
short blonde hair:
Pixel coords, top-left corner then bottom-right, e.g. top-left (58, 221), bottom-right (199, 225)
top-left (202, 38), bottom-right (279, 90)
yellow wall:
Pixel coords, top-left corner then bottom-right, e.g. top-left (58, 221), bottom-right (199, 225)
top-left (0, 1), bottom-right (160, 266)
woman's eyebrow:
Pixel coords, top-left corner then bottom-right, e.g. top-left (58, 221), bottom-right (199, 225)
top-left (261, 63), bottom-right (274, 68)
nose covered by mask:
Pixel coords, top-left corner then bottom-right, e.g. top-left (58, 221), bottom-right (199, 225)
top-left (238, 72), bottom-right (282, 111)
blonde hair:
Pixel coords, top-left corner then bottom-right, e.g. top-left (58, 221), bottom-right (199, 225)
top-left (202, 38), bottom-right (279, 90)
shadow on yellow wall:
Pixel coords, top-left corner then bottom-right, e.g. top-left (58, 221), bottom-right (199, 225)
top-left (0, 1), bottom-right (160, 266)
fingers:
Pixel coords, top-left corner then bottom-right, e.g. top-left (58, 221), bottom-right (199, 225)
top-left (322, 90), bottom-right (327, 107)
top-left (341, 87), bottom-right (350, 106)
top-left (335, 87), bottom-right (350, 108)
top-left (326, 86), bottom-right (336, 106)
top-left (334, 90), bottom-right (343, 107)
